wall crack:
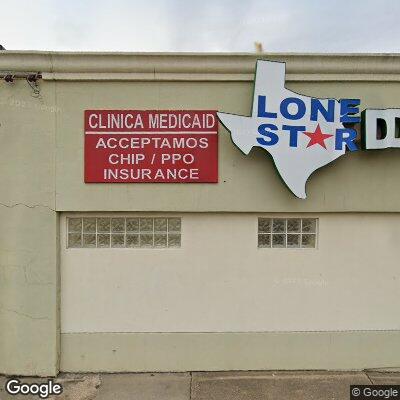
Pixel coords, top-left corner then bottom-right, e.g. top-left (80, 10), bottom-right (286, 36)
top-left (0, 202), bottom-right (55, 212)
top-left (0, 305), bottom-right (51, 321)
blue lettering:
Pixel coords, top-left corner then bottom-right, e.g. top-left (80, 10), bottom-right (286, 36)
top-left (257, 96), bottom-right (278, 118)
top-left (257, 123), bottom-right (279, 146)
top-left (282, 125), bottom-right (306, 147)
top-left (335, 128), bottom-right (358, 151)
top-left (340, 99), bottom-right (361, 123)
top-left (280, 97), bottom-right (306, 120)
top-left (310, 99), bottom-right (335, 122)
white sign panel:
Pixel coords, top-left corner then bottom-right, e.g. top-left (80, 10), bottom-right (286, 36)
top-left (218, 60), bottom-right (359, 198)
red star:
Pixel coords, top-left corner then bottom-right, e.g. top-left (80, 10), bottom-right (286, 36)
top-left (303, 124), bottom-right (333, 149)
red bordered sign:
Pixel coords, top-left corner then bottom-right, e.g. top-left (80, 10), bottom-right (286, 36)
top-left (84, 110), bottom-right (218, 183)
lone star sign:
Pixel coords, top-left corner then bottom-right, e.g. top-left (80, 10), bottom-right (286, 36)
top-left (217, 60), bottom-right (360, 199)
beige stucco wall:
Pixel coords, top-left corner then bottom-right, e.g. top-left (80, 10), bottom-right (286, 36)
top-left (0, 78), bottom-right (59, 376)
top-left (61, 212), bottom-right (400, 333)
top-left (55, 79), bottom-right (400, 212)
top-left (61, 331), bottom-right (400, 372)
top-left (1, 52), bottom-right (400, 374)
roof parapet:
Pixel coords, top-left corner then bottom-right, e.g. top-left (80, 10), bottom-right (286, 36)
top-left (0, 51), bottom-right (400, 82)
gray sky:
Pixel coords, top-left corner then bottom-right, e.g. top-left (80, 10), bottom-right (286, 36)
top-left (1, 0), bottom-right (399, 52)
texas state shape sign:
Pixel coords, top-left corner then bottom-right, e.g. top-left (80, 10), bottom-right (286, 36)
top-left (217, 60), bottom-right (359, 199)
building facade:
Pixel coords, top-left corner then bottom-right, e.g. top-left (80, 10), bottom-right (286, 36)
top-left (1, 52), bottom-right (400, 376)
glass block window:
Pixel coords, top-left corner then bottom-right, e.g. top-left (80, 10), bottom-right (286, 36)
top-left (67, 217), bottom-right (181, 249)
top-left (258, 218), bottom-right (317, 249)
